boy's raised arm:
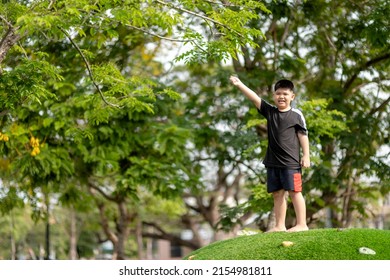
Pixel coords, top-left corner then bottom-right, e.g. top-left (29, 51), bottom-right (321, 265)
top-left (229, 76), bottom-right (262, 109)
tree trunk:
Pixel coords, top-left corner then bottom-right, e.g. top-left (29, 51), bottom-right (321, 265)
top-left (69, 208), bottom-right (78, 260)
top-left (136, 218), bottom-right (144, 259)
top-left (9, 211), bottom-right (16, 260)
top-left (45, 193), bottom-right (51, 260)
top-left (266, 209), bottom-right (276, 231)
top-left (342, 176), bottom-right (356, 228)
top-left (113, 201), bottom-right (132, 260)
top-left (146, 238), bottom-right (153, 260)
top-left (0, 23), bottom-right (20, 67)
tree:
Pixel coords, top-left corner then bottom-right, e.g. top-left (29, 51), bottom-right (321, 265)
top-left (146, 0), bottom-right (389, 243)
top-left (1, 0), bottom-right (387, 260)
top-left (223, 0), bottom-right (390, 228)
top-left (0, 0), bottom-right (270, 259)
top-left (294, 0), bottom-right (389, 227)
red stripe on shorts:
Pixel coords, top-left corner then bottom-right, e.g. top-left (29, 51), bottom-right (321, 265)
top-left (293, 173), bottom-right (302, 192)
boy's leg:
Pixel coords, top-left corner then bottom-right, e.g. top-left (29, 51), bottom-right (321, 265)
top-left (287, 191), bottom-right (308, 232)
top-left (267, 190), bottom-right (287, 232)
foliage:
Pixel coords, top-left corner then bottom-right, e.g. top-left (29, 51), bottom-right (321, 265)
top-left (0, 0), bottom-right (388, 259)
top-left (226, 0), bottom-right (390, 228)
top-left (0, 205), bottom-right (70, 260)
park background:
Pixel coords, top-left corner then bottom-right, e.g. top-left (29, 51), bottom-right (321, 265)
top-left (0, 0), bottom-right (389, 260)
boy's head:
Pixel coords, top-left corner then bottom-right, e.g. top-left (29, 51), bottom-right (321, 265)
top-left (273, 79), bottom-right (295, 111)
top-left (274, 79), bottom-right (294, 92)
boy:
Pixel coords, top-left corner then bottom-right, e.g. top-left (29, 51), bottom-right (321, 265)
top-left (230, 75), bottom-right (310, 232)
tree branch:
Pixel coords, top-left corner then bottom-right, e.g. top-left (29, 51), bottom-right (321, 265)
top-left (0, 16), bottom-right (21, 68)
top-left (369, 95), bottom-right (390, 115)
top-left (343, 52), bottom-right (390, 95)
top-left (126, 24), bottom-right (191, 43)
top-left (0, 15), bottom-right (13, 29)
top-left (0, 110), bottom-right (9, 117)
top-left (142, 221), bottom-right (199, 250)
top-left (88, 180), bottom-right (117, 202)
top-left (155, 0), bottom-right (245, 38)
top-left (280, 18), bottom-right (291, 48)
top-left (96, 201), bottom-right (119, 245)
top-left (127, 24), bottom-right (207, 54)
top-left (58, 26), bottom-right (122, 108)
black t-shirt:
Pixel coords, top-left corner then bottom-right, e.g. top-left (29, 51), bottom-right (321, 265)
top-left (258, 99), bottom-right (307, 169)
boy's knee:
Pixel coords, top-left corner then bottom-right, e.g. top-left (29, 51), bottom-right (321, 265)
top-left (288, 190), bottom-right (301, 197)
top-left (273, 190), bottom-right (286, 198)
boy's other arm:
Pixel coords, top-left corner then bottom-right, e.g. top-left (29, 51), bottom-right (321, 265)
top-left (229, 76), bottom-right (261, 109)
top-left (298, 132), bottom-right (310, 168)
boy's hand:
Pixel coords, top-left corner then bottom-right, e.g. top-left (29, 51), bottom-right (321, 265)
top-left (300, 155), bottom-right (310, 168)
top-left (229, 75), bottom-right (241, 86)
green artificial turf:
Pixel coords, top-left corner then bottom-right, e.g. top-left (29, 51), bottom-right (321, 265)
top-left (183, 228), bottom-right (390, 260)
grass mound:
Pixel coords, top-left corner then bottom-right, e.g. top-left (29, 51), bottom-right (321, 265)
top-left (184, 228), bottom-right (390, 260)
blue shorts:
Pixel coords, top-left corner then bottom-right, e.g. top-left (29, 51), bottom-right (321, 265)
top-left (266, 167), bottom-right (302, 193)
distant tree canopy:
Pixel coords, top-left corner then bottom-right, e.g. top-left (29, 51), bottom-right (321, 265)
top-left (0, 0), bottom-right (270, 259)
top-left (0, 0), bottom-right (389, 260)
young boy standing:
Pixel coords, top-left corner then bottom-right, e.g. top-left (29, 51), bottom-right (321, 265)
top-left (230, 75), bottom-right (310, 232)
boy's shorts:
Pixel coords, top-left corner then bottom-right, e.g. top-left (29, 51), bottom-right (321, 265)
top-left (266, 167), bottom-right (302, 193)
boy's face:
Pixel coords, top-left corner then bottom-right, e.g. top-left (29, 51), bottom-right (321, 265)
top-left (273, 88), bottom-right (295, 111)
